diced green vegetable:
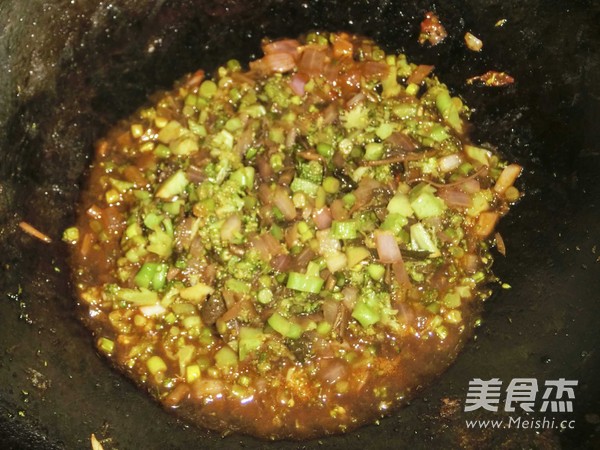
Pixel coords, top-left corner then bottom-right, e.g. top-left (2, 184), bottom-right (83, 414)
top-left (225, 279), bottom-right (251, 294)
top-left (367, 264), bottom-right (386, 281)
top-left (238, 327), bottom-right (266, 360)
top-left (467, 190), bottom-right (491, 217)
top-left (186, 364), bottom-right (201, 383)
top-left (199, 80), bottom-right (217, 98)
top-left (346, 246), bottom-right (371, 267)
top-left (435, 90), bottom-right (463, 133)
top-left (229, 167), bottom-right (255, 189)
top-left (443, 291), bottom-right (461, 308)
top-left (409, 184), bottom-right (446, 219)
top-left (352, 301), bottom-right (380, 327)
top-left (317, 143), bottom-right (334, 159)
top-left (155, 170), bottom-right (189, 199)
top-left (406, 83), bottom-right (419, 96)
top-left (305, 261), bottom-right (322, 277)
top-left (268, 313), bottom-right (303, 339)
top-left (286, 272), bottom-right (324, 294)
top-left (375, 122), bottom-right (395, 140)
top-left (364, 143), bottom-right (384, 161)
top-left (157, 120), bottom-right (183, 144)
top-left (380, 213), bottom-right (408, 236)
top-left (97, 337), bottom-right (115, 354)
top-left (147, 355), bottom-right (167, 375)
top-left (330, 220), bottom-right (358, 240)
top-left (134, 262), bottom-right (168, 290)
top-left (257, 288), bottom-right (273, 304)
top-left (215, 346), bottom-right (238, 368)
top-left (316, 321), bottom-right (332, 336)
top-left (180, 283), bottom-right (214, 302)
top-left (322, 176), bottom-right (340, 194)
top-left (325, 251), bottom-right (348, 273)
top-left (465, 145), bottom-right (492, 166)
top-left (410, 223), bottom-right (440, 256)
top-left (146, 229), bottom-right (173, 258)
top-left (387, 194), bottom-right (414, 217)
top-left (62, 227), bottom-right (79, 244)
top-left (171, 137), bottom-right (199, 156)
top-left (110, 178), bottom-right (134, 193)
top-left (116, 288), bottom-right (159, 306)
top-left (290, 177), bottom-right (319, 197)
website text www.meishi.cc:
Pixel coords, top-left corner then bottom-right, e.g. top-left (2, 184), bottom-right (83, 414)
top-left (465, 415), bottom-right (576, 430)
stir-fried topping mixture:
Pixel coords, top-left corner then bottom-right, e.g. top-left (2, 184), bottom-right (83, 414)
top-left (66, 32), bottom-right (521, 440)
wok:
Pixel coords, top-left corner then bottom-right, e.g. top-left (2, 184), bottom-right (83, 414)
top-left (0, 0), bottom-right (599, 448)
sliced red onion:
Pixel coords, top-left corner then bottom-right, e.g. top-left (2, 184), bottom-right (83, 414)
top-left (386, 131), bottom-right (418, 152)
top-left (167, 266), bottom-right (180, 281)
top-left (285, 224), bottom-right (300, 249)
top-left (298, 47), bottom-right (326, 76)
top-left (332, 35), bottom-right (353, 58)
top-left (273, 187), bottom-right (296, 220)
top-left (251, 233), bottom-right (283, 261)
top-left (233, 126), bottom-right (254, 155)
top-left (270, 254), bottom-right (294, 272)
top-left (375, 230), bottom-right (402, 263)
top-left (313, 207), bottom-right (333, 230)
top-left (186, 164), bottom-right (206, 183)
top-left (324, 62), bottom-right (340, 82)
top-left (438, 188), bottom-right (472, 208)
top-left (339, 68), bottom-right (362, 95)
top-left (322, 299), bottom-right (340, 325)
top-left (289, 72), bottom-right (309, 96)
top-left (285, 127), bottom-right (298, 148)
top-left (185, 69), bottom-right (205, 88)
top-left (256, 155), bottom-right (274, 182)
top-left (463, 253), bottom-right (480, 274)
top-left (341, 286), bottom-right (358, 311)
top-left (262, 39), bottom-right (300, 56)
top-left (459, 178), bottom-right (481, 194)
top-left (293, 247), bottom-right (316, 271)
top-left (352, 178), bottom-right (382, 211)
top-left (330, 199), bottom-right (349, 221)
top-left (262, 52), bottom-right (296, 73)
top-left (392, 259), bottom-right (410, 286)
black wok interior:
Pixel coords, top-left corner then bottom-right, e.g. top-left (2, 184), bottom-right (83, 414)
top-left (1, 0), bottom-right (599, 448)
